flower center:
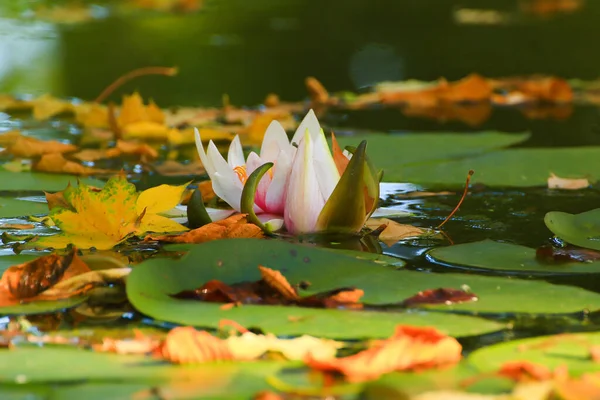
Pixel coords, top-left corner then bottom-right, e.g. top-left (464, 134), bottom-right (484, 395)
top-left (233, 165), bottom-right (248, 184)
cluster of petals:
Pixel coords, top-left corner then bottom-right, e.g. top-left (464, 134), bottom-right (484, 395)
top-left (195, 110), bottom-right (352, 234)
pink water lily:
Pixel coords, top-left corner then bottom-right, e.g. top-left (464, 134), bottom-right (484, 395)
top-left (195, 110), bottom-right (379, 234)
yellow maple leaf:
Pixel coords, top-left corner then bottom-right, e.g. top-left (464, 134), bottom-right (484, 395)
top-left (117, 92), bottom-right (169, 139)
top-left (29, 175), bottom-right (189, 250)
top-left (73, 102), bottom-right (109, 129)
top-left (31, 94), bottom-right (74, 120)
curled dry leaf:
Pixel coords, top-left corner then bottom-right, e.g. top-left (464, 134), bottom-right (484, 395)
top-left (146, 214), bottom-right (263, 244)
top-left (366, 218), bottom-right (427, 246)
top-left (258, 265), bottom-right (299, 301)
top-left (0, 250), bottom-right (95, 307)
top-left (157, 326), bottom-right (234, 363)
top-left (32, 153), bottom-right (113, 176)
top-left (547, 173), bottom-right (590, 190)
top-left (498, 361), bottom-right (554, 382)
top-left (305, 76), bottom-right (330, 104)
top-left (305, 325), bottom-right (462, 382)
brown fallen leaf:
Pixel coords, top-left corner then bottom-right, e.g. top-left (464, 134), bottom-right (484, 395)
top-left (259, 265), bottom-right (299, 301)
top-left (146, 214), bottom-right (263, 243)
top-left (152, 160), bottom-right (206, 177)
top-left (439, 73), bottom-right (492, 103)
top-left (73, 102), bottom-right (109, 129)
top-left (32, 153), bottom-right (112, 176)
top-left (157, 326), bottom-right (234, 363)
top-left (536, 244), bottom-right (600, 263)
top-left (305, 325), bottom-right (462, 382)
top-left (547, 173), bottom-right (590, 190)
top-left (401, 288), bottom-right (478, 307)
top-left (366, 218), bottom-right (427, 246)
top-left (72, 140), bottom-right (158, 162)
top-left (2, 134), bottom-right (77, 158)
top-left (0, 224), bottom-right (35, 230)
top-left (0, 250), bottom-right (92, 306)
top-left (171, 265), bottom-right (363, 310)
top-left (497, 361), bottom-right (554, 382)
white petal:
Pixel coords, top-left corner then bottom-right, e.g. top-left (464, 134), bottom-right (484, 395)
top-left (211, 171), bottom-right (244, 212)
top-left (284, 130), bottom-right (325, 234)
top-left (227, 135), bottom-right (245, 168)
top-left (207, 141), bottom-right (239, 185)
top-left (194, 128), bottom-right (216, 177)
top-left (264, 150), bottom-right (292, 214)
top-left (312, 128), bottom-right (340, 202)
top-left (260, 120), bottom-right (291, 162)
top-left (206, 208), bottom-right (236, 221)
top-left (291, 109), bottom-right (321, 145)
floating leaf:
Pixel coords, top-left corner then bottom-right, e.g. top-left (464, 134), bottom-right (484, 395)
top-left (305, 325), bottom-right (462, 382)
top-left (428, 240), bottom-right (600, 276)
top-left (545, 209), bottom-right (600, 251)
top-left (28, 175), bottom-right (187, 250)
top-left (127, 239), bottom-right (507, 338)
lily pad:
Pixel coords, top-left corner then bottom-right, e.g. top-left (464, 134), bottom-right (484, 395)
top-left (427, 240), bottom-right (600, 276)
top-left (0, 170), bottom-right (104, 192)
top-left (128, 240), bottom-right (503, 338)
top-left (335, 131), bottom-right (530, 178)
top-left (545, 208), bottom-right (600, 251)
top-left (0, 345), bottom-right (287, 397)
top-left (397, 147), bottom-right (600, 187)
top-left (0, 198), bottom-right (48, 218)
top-left (468, 332), bottom-right (600, 375)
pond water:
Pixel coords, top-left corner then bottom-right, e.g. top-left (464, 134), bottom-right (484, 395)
top-left (2, 0), bottom-right (600, 397)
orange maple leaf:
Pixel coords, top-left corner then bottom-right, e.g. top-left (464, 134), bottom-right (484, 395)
top-left (305, 325), bottom-right (462, 382)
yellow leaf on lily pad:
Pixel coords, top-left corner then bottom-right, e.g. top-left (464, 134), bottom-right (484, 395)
top-left (366, 218), bottom-right (428, 247)
top-left (27, 174), bottom-right (188, 250)
top-left (74, 102), bottom-right (109, 129)
top-left (32, 94), bottom-right (74, 120)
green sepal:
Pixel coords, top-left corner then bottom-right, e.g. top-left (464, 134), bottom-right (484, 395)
top-left (186, 187), bottom-right (212, 229)
top-left (240, 162), bottom-right (274, 233)
top-left (316, 141), bottom-right (368, 233)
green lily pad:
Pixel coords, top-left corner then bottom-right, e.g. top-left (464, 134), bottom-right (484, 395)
top-left (397, 147), bottom-right (600, 187)
top-left (0, 254), bottom-right (39, 274)
top-left (128, 240), bottom-right (503, 338)
top-left (428, 240), bottom-right (600, 276)
top-left (129, 239), bottom-right (600, 328)
top-left (0, 170), bottom-right (104, 192)
top-left (545, 208), bottom-right (600, 251)
top-left (0, 345), bottom-right (288, 397)
top-left (468, 332), bottom-right (600, 375)
top-left (336, 131), bottom-right (530, 178)
top-left (0, 198), bottom-right (48, 218)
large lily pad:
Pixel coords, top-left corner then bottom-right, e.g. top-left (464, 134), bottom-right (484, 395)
top-left (427, 240), bottom-right (600, 276)
top-left (0, 170), bottom-right (104, 192)
top-left (0, 198), bottom-right (48, 218)
top-left (396, 147), bottom-right (600, 187)
top-left (130, 240), bottom-right (600, 317)
top-left (545, 208), bottom-right (600, 251)
top-left (128, 239), bottom-right (503, 338)
top-left (468, 332), bottom-right (600, 375)
top-left (335, 131), bottom-right (530, 176)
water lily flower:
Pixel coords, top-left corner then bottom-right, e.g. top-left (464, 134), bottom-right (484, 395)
top-left (195, 110), bottom-right (380, 234)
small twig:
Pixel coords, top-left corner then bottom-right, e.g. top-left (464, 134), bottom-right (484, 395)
top-left (94, 66), bottom-right (178, 103)
top-left (437, 170), bottom-right (474, 230)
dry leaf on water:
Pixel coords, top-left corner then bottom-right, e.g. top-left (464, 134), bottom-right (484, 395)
top-left (27, 174), bottom-right (188, 250)
top-left (0, 224), bottom-right (35, 230)
top-left (94, 329), bottom-right (161, 355)
top-left (0, 131), bottom-right (77, 158)
top-left (366, 218), bottom-right (427, 246)
top-left (152, 160), bottom-right (206, 177)
top-left (155, 323), bottom-right (342, 364)
top-left (547, 173), bottom-right (590, 190)
top-left (146, 214), bottom-right (263, 243)
top-left (32, 153), bottom-right (113, 176)
top-left (170, 265), bottom-right (363, 309)
top-left (0, 250), bottom-right (92, 306)
top-left (305, 325), bottom-right (462, 382)
top-left (72, 140), bottom-right (158, 162)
